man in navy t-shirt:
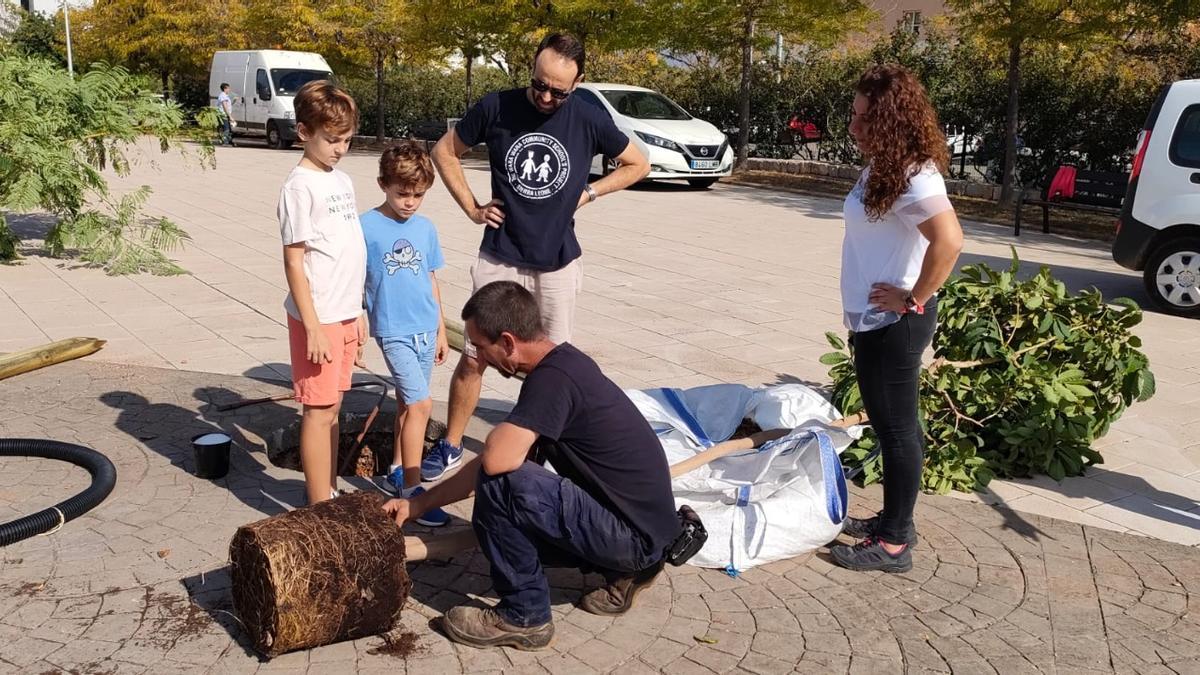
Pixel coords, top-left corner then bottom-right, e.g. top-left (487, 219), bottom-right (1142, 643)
top-left (428, 32), bottom-right (651, 481)
top-left (383, 282), bottom-right (677, 651)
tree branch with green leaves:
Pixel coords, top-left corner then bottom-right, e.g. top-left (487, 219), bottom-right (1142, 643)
top-left (0, 54), bottom-right (215, 275)
top-left (822, 248), bottom-right (1155, 494)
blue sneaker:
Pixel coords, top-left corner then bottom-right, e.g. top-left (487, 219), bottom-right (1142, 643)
top-left (405, 486), bottom-right (450, 527)
top-left (421, 439), bottom-right (464, 481)
top-left (384, 466), bottom-right (406, 496)
top-left (441, 438), bottom-right (464, 469)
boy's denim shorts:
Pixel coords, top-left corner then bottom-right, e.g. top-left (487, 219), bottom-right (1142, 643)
top-left (377, 331), bottom-right (436, 405)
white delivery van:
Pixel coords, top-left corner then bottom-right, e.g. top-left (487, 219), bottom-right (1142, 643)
top-left (1112, 79), bottom-right (1200, 316)
top-left (209, 50), bottom-right (334, 149)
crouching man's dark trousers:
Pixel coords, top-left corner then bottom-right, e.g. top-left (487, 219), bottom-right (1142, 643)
top-left (473, 460), bottom-right (662, 627)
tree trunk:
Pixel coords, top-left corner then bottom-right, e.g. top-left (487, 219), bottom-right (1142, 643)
top-left (375, 51), bottom-right (385, 144)
top-left (736, 15), bottom-right (755, 167)
top-left (464, 50), bottom-right (474, 114)
top-left (960, 127), bottom-right (969, 177)
top-left (161, 71), bottom-right (170, 100)
top-left (999, 37), bottom-right (1022, 208)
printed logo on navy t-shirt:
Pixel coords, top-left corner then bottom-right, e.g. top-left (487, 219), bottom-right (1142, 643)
top-left (505, 133), bottom-right (571, 200)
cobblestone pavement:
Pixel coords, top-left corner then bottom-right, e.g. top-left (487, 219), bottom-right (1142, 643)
top-left (2, 363), bottom-right (1198, 674)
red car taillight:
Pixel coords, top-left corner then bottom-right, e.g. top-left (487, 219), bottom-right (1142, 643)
top-left (1130, 129), bottom-right (1151, 182)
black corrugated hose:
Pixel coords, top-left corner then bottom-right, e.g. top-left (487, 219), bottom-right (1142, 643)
top-left (0, 439), bottom-right (117, 546)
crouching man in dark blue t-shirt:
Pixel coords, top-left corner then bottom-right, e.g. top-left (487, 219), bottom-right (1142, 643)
top-left (383, 281), bottom-right (678, 651)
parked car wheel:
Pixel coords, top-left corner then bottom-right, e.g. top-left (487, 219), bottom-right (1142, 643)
top-left (688, 178), bottom-right (718, 189)
top-left (1143, 237), bottom-right (1200, 317)
top-left (267, 122), bottom-right (292, 150)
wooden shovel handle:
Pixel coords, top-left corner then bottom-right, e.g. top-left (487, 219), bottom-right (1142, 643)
top-left (667, 411), bottom-right (868, 478)
top-left (667, 428), bottom-right (791, 478)
top-left (403, 528), bottom-right (478, 562)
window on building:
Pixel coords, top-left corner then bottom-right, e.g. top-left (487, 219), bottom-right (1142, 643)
top-left (902, 10), bottom-right (923, 35)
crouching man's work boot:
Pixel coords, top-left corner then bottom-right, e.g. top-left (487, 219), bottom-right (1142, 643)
top-left (579, 560), bottom-right (665, 616)
top-left (440, 606), bottom-right (554, 651)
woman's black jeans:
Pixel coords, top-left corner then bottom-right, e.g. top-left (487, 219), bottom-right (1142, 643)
top-left (850, 297), bottom-right (937, 545)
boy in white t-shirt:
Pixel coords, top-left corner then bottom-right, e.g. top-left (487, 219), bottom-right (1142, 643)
top-left (278, 80), bottom-right (367, 505)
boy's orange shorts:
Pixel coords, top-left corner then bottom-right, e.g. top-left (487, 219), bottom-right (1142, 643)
top-left (287, 316), bottom-right (358, 406)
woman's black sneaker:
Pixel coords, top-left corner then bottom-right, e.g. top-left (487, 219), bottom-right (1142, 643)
top-left (842, 512), bottom-right (919, 547)
top-left (829, 536), bottom-right (912, 573)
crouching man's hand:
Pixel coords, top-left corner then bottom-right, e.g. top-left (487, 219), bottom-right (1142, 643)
top-left (382, 498), bottom-right (411, 525)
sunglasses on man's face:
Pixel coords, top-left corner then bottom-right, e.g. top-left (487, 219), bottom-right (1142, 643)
top-left (530, 78), bottom-right (572, 101)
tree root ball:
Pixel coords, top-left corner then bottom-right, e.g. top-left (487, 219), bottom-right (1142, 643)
top-left (229, 491), bottom-right (411, 657)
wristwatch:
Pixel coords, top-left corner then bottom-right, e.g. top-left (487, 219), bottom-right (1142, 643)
top-left (904, 293), bottom-right (925, 315)
top-left (584, 184), bottom-right (598, 203)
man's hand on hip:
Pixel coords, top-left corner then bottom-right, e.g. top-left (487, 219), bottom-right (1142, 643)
top-left (472, 199), bottom-right (506, 229)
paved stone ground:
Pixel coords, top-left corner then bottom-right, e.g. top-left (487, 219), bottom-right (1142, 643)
top-left (1, 141), bottom-right (1198, 544)
top-left (3, 362), bottom-right (1200, 674)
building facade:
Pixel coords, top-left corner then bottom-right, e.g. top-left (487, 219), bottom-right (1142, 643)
top-left (869, 0), bottom-right (948, 36)
top-left (20, 0), bottom-right (90, 15)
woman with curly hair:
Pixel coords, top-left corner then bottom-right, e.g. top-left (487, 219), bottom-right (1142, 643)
top-left (830, 64), bottom-right (964, 573)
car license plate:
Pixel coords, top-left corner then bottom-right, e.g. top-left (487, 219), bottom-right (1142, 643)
top-left (690, 159), bottom-right (719, 169)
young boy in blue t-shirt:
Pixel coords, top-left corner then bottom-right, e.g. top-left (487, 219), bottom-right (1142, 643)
top-left (362, 143), bottom-right (452, 526)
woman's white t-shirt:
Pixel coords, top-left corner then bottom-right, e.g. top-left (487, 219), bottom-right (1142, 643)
top-left (278, 166), bottom-right (367, 324)
top-left (840, 162), bottom-right (953, 333)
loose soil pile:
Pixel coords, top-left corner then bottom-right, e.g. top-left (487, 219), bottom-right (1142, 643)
top-left (367, 630), bottom-right (423, 658)
top-left (731, 418), bottom-right (763, 440)
top-left (267, 414), bottom-right (447, 478)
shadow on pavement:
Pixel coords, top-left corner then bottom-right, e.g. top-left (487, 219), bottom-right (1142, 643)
top-left (956, 250), bottom-right (1153, 312)
top-left (100, 387), bottom-right (309, 518)
top-left (771, 372), bottom-right (827, 391)
top-left (716, 182), bottom-right (845, 220)
top-left (1070, 466), bottom-right (1199, 535)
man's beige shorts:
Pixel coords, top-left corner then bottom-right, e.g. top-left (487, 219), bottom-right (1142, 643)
top-left (462, 251), bottom-right (583, 358)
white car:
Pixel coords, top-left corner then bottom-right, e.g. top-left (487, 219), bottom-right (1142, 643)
top-left (574, 83), bottom-right (734, 189)
top-left (1112, 78), bottom-right (1200, 316)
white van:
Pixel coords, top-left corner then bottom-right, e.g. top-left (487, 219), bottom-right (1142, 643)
top-left (1113, 79), bottom-right (1200, 316)
top-left (209, 50), bottom-right (334, 149)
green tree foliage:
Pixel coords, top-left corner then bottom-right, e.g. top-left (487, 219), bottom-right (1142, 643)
top-left (661, 0), bottom-right (874, 166)
top-left (647, 22), bottom-right (1193, 185)
top-left (341, 62), bottom-right (512, 139)
top-left (239, 0), bottom-right (327, 56)
top-left (72, 0), bottom-right (239, 98)
top-left (323, 0), bottom-right (419, 142)
top-left (527, 0), bottom-right (660, 52)
top-left (10, 9), bottom-right (64, 65)
top-left (404, 0), bottom-right (514, 113)
top-left (20, 0), bottom-right (1200, 190)
top-left (946, 0), bottom-right (1200, 207)
top-left (0, 54), bottom-right (216, 274)
top-left (822, 251), bottom-right (1155, 493)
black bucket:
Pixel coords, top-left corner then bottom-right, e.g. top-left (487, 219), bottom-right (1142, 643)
top-left (192, 432), bottom-right (232, 479)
